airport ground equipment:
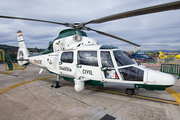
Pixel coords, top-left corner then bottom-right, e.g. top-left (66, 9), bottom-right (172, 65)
top-left (4, 52), bottom-right (26, 73)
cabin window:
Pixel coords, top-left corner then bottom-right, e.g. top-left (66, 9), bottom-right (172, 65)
top-left (61, 52), bottom-right (73, 63)
top-left (101, 51), bottom-right (114, 67)
top-left (113, 50), bottom-right (134, 66)
top-left (77, 51), bottom-right (98, 66)
top-left (119, 67), bottom-right (144, 81)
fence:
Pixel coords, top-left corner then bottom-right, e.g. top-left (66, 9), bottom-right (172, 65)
top-left (160, 63), bottom-right (180, 79)
top-left (147, 58), bottom-right (157, 64)
top-left (164, 58), bottom-right (174, 62)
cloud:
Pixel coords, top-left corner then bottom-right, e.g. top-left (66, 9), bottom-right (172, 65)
top-left (0, 0), bottom-right (180, 51)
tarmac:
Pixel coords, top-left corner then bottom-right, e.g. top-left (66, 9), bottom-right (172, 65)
top-left (0, 58), bottom-right (180, 120)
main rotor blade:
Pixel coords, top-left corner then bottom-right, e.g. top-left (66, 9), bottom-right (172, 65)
top-left (0, 15), bottom-right (68, 26)
top-left (89, 28), bottom-right (140, 47)
top-left (86, 1), bottom-right (180, 24)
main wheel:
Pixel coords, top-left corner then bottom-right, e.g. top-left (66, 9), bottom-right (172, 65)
top-left (53, 81), bottom-right (59, 88)
top-left (126, 89), bottom-right (135, 95)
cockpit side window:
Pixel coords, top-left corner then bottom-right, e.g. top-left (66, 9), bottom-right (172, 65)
top-left (101, 51), bottom-right (114, 67)
top-left (119, 67), bottom-right (144, 81)
top-left (113, 50), bottom-right (134, 66)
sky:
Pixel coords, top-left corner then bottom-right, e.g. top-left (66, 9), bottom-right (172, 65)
top-left (0, 0), bottom-right (180, 51)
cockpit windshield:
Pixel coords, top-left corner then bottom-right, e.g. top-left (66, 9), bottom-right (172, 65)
top-left (113, 50), bottom-right (135, 66)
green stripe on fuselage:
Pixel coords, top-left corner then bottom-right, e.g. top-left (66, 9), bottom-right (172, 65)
top-left (18, 40), bottom-right (24, 42)
top-left (52, 75), bottom-right (171, 91)
top-left (135, 84), bottom-right (173, 91)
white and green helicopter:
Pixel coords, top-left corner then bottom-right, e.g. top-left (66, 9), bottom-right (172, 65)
top-left (1, 1), bottom-right (180, 95)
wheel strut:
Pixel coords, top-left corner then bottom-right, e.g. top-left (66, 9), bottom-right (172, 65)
top-left (51, 75), bottom-right (60, 88)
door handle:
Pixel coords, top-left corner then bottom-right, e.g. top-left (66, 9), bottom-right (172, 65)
top-left (101, 67), bottom-right (108, 71)
top-left (59, 62), bottom-right (62, 65)
top-left (76, 64), bottom-right (82, 68)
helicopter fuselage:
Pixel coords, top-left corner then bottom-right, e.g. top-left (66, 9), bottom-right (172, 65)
top-left (28, 44), bottom-right (175, 92)
top-left (17, 29), bottom-right (175, 95)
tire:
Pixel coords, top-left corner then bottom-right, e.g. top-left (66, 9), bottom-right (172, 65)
top-left (126, 89), bottom-right (135, 95)
top-left (53, 81), bottom-right (59, 88)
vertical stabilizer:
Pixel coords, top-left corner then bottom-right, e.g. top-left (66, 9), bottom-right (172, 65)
top-left (17, 30), bottom-right (29, 66)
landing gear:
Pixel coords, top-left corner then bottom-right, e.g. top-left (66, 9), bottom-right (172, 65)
top-left (126, 89), bottom-right (135, 95)
top-left (53, 81), bottom-right (59, 88)
top-left (51, 75), bottom-right (60, 88)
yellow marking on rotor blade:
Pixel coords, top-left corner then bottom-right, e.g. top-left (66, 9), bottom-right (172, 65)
top-left (166, 88), bottom-right (180, 105)
top-left (0, 76), bottom-right (56, 95)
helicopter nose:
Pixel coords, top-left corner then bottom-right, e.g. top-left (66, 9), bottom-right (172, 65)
top-left (147, 69), bottom-right (176, 86)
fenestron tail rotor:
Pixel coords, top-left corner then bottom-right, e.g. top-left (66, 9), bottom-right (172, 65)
top-left (0, 1), bottom-right (180, 47)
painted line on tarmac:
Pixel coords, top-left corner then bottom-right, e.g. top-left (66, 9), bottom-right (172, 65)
top-left (0, 76), bottom-right (56, 95)
top-left (89, 87), bottom-right (179, 106)
top-left (2, 76), bottom-right (178, 106)
top-left (166, 88), bottom-right (180, 105)
top-left (42, 80), bottom-right (179, 106)
top-left (0, 71), bottom-right (11, 75)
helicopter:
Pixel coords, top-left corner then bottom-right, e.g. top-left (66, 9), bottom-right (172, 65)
top-left (159, 51), bottom-right (180, 60)
top-left (1, 1), bottom-right (180, 95)
top-left (131, 50), bottom-right (154, 63)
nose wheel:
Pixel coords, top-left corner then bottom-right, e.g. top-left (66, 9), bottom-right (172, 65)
top-left (126, 89), bottom-right (135, 95)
